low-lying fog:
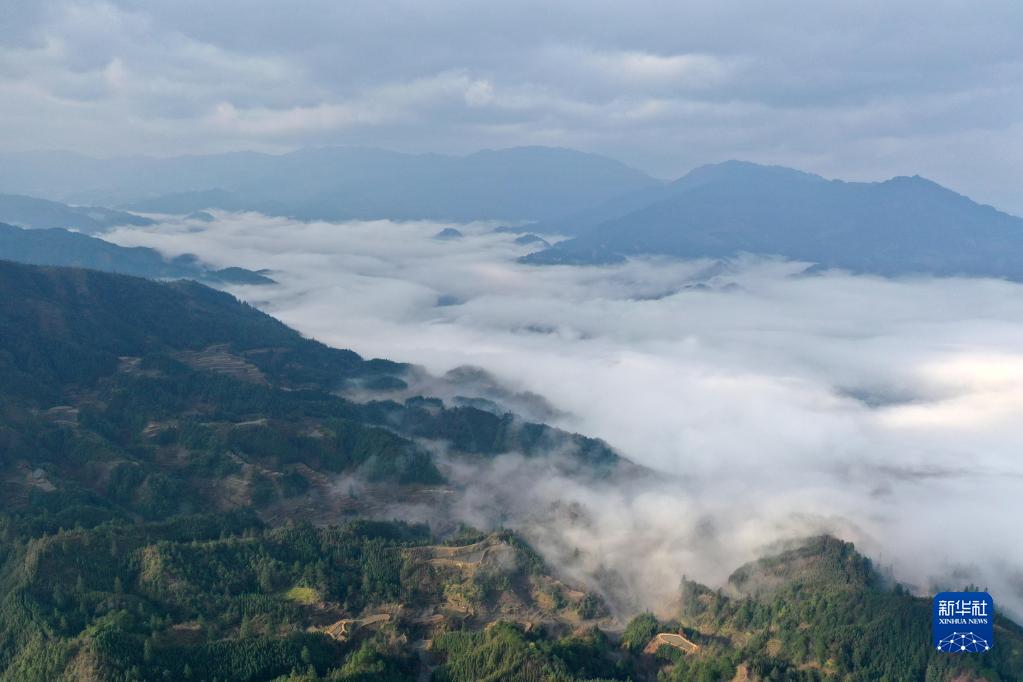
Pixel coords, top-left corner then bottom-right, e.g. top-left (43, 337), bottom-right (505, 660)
top-left (106, 213), bottom-right (1023, 617)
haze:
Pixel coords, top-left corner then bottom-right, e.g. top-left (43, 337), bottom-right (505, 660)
top-left (105, 213), bottom-right (1023, 616)
top-left (2, 1), bottom-right (1022, 214)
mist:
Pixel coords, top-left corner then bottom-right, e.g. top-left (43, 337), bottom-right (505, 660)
top-left (104, 213), bottom-right (1023, 617)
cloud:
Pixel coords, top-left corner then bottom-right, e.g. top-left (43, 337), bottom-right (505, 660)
top-left (206, 101), bottom-right (392, 136)
top-left (2, 1), bottom-right (1022, 212)
top-left (536, 46), bottom-right (741, 92)
top-left (104, 213), bottom-right (1023, 616)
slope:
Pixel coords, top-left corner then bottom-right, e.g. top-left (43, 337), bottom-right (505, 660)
top-left (0, 223), bottom-right (273, 285)
top-left (523, 161), bottom-right (1023, 280)
top-left (0, 193), bottom-right (153, 233)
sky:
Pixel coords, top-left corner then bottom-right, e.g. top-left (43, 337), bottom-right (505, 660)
top-left (105, 213), bottom-right (1023, 615)
top-left (1, 0), bottom-right (1021, 213)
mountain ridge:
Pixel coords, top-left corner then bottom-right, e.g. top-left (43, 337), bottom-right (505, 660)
top-left (0, 222), bottom-right (274, 285)
top-left (523, 160), bottom-right (1023, 279)
top-left (0, 193), bottom-right (154, 233)
top-left (0, 146), bottom-right (659, 223)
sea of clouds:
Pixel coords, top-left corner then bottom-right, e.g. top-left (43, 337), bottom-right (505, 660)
top-left (105, 213), bottom-right (1023, 616)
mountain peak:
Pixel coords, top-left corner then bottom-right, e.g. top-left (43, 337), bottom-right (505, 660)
top-left (523, 161), bottom-right (1023, 278)
top-left (879, 173), bottom-right (951, 192)
top-left (674, 159), bottom-right (827, 190)
top-left (727, 536), bottom-right (875, 599)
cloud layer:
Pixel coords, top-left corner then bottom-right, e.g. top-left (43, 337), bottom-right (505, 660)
top-left (104, 214), bottom-right (1023, 615)
top-left (2, 1), bottom-right (1022, 213)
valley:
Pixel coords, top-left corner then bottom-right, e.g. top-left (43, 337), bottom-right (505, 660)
top-left (3, 2), bottom-right (1022, 679)
top-left (0, 261), bottom-right (1020, 680)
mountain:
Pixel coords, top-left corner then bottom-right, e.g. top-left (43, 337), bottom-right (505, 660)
top-left (0, 261), bottom-right (1018, 680)
top-left (0, 193), bottom-right (154, 233)
top-left (0, 146), bottom-right (659, 223)
top-left (525, 181), bottom-right (679, 236)
top-left (522, 161), bottom-right (1023, 279)
top-left (125, 188), bottom-right (241, 215)
top-left (513, 233), bottom-right (550, 247)
top-left (0, 259), bottom-right (619, 489)
top-left (0, 222), bottom-right (274, 284)
top-left (0, 260), bottom-right (623, 678)
top-left (671, 536), bottom-right (1023, 680)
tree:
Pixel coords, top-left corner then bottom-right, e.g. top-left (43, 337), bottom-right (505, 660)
top-left (622, 613), bottom-right (659, 654)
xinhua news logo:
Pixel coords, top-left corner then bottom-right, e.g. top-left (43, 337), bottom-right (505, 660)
top-left (933, 591), bottom-right (994, 653)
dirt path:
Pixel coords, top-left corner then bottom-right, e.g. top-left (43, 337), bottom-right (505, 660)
top-left (322, 613), bottom-right (391, 641)
top-left (645, 632), bottom-right (699, 654)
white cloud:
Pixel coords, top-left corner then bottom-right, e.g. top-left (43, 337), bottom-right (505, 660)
top-left (206, 101), bottom-right (394, 135)
top-left (464, 78), bottom-right (495, 107)
top-left (2, 1), bottom-right (1022, 212)
top-left (104, 213), bottom-right (1023, 615)
top-left (557, 47), bottom-right (740, 89)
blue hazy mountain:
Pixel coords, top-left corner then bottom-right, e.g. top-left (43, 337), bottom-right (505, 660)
top-left (0, 222), bottom-right (273, 285)
top-left (0, 146), bottom-right (658, 222)
top-left (0, 193), bottom-right (154, 233)
top-left (522, 161), bottom-right (1023, 279)
top-left (513, 233), bottom-right (550, 247)
top-left (525, 181), bottom-right (680, 236)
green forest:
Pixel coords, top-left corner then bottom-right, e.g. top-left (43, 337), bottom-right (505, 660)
top-left (1, 261), bottom-right (1020, 681)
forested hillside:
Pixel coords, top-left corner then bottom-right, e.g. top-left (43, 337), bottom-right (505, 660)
top-left (0, 222), bottom-right (273, 285)
top-left (0, 261), bottom-right (1018, 681)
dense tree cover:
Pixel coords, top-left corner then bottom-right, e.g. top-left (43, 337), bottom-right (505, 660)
top-left (0, 496), bottom-right (622, 681)
top-left (396, 399), bottom-right (618, 470)
top-left (2, 262), bottom-right (1021, 680)
top-left (431, 622), bottom-right (628, 681)
top-left (0, 261), bottom-right (617, 509)
top-left (621, 613), bottom-right (659, 654)
top-left (0, 506), bottom-right (432, 681)
top-left (0, 259), bottom-right (402, 404)
top-left (672, 537), bottom-right (1023, 680)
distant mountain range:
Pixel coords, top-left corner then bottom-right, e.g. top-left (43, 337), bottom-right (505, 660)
top-left (6, 147), bottom-right (1023, 280)
top-left (0, 222), bottom-right (273, 285)
top-left (0, 193), bottom-right (153, 233)
top-left (523, 161), bottom-right (1023, 279)
top-left (0, 146), bottom-right (659, 222)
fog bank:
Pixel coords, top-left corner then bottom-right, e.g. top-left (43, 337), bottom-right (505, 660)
top-left (105, 213), bottom-right (1023, 615)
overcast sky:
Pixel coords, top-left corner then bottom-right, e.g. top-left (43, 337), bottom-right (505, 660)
top-left (2, 1), bottom-right (1021, 212)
